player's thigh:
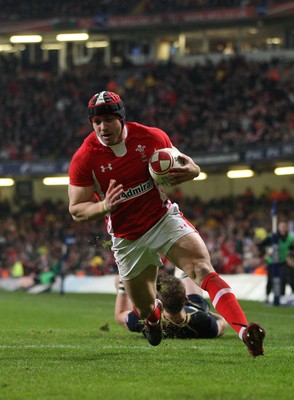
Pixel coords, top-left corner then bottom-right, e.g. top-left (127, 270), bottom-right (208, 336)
top-left (167, 232), bottom-right (213, 279)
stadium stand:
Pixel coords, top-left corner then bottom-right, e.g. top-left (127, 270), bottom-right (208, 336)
top-left (0, 0), bottom-right (293, 291)
top-left (0, 191), bottom-right (293, 280)
top-left (0, 54), bottom-right (293, 161)
top-left (0, 1), bottom-right (282, 20)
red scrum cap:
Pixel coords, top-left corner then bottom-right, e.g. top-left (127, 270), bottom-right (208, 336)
top-left (88, 91), bottom-right (126, 126)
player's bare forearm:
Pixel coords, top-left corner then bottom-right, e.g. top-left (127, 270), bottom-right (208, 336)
top-left (68, 180), bottom-right (124, 223)
top-left (168, 154), bottom-right (200, 185)
top-left (69, 200), bottom-right (107, 222)
top-left (68, 184), bottom-right (105, 222)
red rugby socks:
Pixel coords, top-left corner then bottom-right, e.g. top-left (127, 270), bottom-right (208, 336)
top-left (201, 272), bottom-right (248, 338)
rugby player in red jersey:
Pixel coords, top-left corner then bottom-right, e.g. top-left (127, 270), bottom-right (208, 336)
top-left (68, 91), bottom-right (265, 356)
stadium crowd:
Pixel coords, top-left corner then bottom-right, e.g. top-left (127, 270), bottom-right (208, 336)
top-left (0, 1), bottom-right (278, 21)
top-left (0, 0), bottom-right (293, 294)
top-left (0, 188), bottom-right (293, 284)
top-left (0, 53), bottom-right (294, 162)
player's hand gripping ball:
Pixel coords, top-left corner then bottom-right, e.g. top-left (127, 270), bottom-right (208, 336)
top-left (148, 148), bottom-right (184, 186)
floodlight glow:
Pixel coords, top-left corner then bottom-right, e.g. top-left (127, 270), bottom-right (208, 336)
top-left (274, 166), bottom-right (294, 176)
top-left (56, 33), bottom-right (89, 42)
top-left (0, 178), bottom-right (15, 186)
top-left (41, 43), bottom-right (64, 50)
top-left (0, 44), bottom-right (14, 52)
top-left (227, 169), bottom-right (254, 179)
top-left (10, 35), bottom-right (42, 43)
top-left (43, 177), bottom-right (69, 186)
top-left (86, 41), bottom-right (109, 48)
top-left (194, 172), bottom-right (207, 181)
top-left (266, 37), bottom-right (281, 45)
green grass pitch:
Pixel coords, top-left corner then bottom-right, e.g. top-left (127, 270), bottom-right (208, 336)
top-left (0, 290), bottom-right (293, 400)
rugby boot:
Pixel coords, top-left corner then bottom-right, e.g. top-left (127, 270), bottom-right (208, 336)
top-left (242, 322), bottom-right (266, 357)
top-left (144, 300), bottom-right (163, 346)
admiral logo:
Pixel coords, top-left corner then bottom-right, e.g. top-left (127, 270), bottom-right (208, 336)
top-left (119, 178), bottom-right (154, 201)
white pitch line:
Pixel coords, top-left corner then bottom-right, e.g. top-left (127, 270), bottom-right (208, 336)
top-left (0, 344), bottom-right (150, 349)
top-left (1, 344), bottom-right (294, 351)
top-left (0, 344), bottom-right (225, 350)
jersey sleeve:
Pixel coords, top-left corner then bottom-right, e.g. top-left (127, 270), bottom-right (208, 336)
top-left (146, 126), bottom-right (173, 149)
top-left (192, 312), bottom-right (219, 338)
top-left (186, 294), bottom-right (210, 313)
top-left (68, 147), bottom-right (94, 187)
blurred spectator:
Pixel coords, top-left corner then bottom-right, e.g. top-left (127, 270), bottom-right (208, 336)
top-left (219, 240), bottom-right (244, 274)
top-left (0, 191), bottom-right (292, 280)
top-left (258, 220), bottom-right (294, 302)
top-left (1, 55), bottom-right (294, 162)
top-left (0, 1), bottom-right (281, 21)
top-left (11, 259), bottom-right (24, 278)
top-left (286, 246), bottom-right (294, 288)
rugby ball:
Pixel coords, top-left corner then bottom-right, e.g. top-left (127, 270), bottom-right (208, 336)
top-left (148, 148), bottom-right (183, 186)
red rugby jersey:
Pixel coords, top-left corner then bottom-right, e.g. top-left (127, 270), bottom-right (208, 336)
top-left (68, 122), bottom-right (173, 240)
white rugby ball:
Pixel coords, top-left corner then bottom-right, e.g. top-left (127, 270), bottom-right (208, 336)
top-left (148, 148), bottom-right (183, 186)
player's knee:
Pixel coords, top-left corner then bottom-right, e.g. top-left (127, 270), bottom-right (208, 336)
top-left (183, 260), bottom-right (214, 284)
